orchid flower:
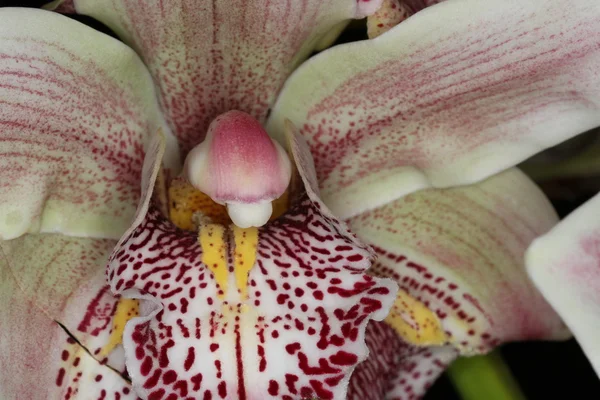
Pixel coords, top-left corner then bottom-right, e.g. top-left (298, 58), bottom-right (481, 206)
top-left (2, 0), bottom-right (599, 399)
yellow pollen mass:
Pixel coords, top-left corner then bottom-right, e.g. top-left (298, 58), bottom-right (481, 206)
top-left (233, 226), bottom-right (259, 299)
top-left (100, 298), bottom-right (139, 357)
top-left (199, 223), bottom-right (229, 298)
top-left (169, 177), bottom-right (229, 230)
top-left (168, 177), bottom-right (290, 230)
top-left (385, 289), bottom-right (448, 346)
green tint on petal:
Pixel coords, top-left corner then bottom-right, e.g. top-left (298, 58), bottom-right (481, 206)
top-left (0, 131), bottom-right (170, 397)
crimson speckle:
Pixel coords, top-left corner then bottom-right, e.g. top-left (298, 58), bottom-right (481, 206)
top-left (106, 180), bottom-right (394, 398)
top-left (184, 347), bottom-right (195, 371)
top-left (55, 368), bottom-right (65, 387)
top-left (141, 356), bottom-right (153, 376)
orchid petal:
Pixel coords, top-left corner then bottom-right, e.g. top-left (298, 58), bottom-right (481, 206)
top-left (0, 115), bottom-right (169, 396)
top-left (314, 21), bottom-right (351, 52)
top-left (106, 126), bottom-right (396, 399)
top-left (268, 0), bottom-right (600, 218)
top-left (526, 192), bottom-right (600, 377)
top-left (0, 8), bottom-right (179, 240)
top-left (355, 0), bottom-right (385, 18)
top-left (1, 235), bottom-right (118, 358)
top-left (348, 320), bottom-right (457, 399)
top-left (0, 234), bottom-right (136, 398)
top-left (69, 0), bottom-right (381, 153)
top-left (347, 168), bottom-right (569, 355)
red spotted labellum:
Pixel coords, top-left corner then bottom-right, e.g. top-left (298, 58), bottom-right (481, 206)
top-left (107, 117), bottom-right (397, 399)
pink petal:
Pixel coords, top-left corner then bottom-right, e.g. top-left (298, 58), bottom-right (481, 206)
top-left (0, 106), bottom-right (169, 397)
top-left (1, 235), bottom-right (117, 356)
top-left (69, 0), bottom-right (380, 153)
top-left (268, 0), bottom-right (600, 218)
top-left (527, 192), bottom-right (600, 377)
top-left (0, 8), bottom-right (179, 240)
top-left (347, 168), bottom-right (569, 355)
top-left (106, 127), bottom-right (396, 399)
top-left (356, 0), bottom-right (386, 18)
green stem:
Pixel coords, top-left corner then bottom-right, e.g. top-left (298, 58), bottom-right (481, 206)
top-left (447, 351), bottom-right (526, 400)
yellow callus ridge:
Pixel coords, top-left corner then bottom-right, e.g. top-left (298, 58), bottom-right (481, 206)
top-left (199, 223), bottom-right (229, 298)
top-left (169, 177), bottom-right (229, 230)
top-left (100, 298), bottom-right (139, 357)
top-left (385, 288), bottom-right (448, 346)
top-left (233, 226), bottom-right (259, 299)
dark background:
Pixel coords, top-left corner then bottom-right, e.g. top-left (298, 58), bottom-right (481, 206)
top-left (3, 1), bottom-right (599, 398)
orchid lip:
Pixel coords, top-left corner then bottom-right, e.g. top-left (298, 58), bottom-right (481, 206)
top-left (103, 123), bottom-right (397, 399)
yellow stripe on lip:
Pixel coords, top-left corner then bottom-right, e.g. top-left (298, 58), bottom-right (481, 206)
top-left (100, 298), bottom-right (139, 357)
top-left (198, 223), bottom-right (229, 299)
top-left (233, 226), bottom-right (259, 299)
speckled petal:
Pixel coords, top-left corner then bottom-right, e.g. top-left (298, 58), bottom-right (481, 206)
top-left (347, 321), bottom-right (457, 399)
top-left (0, 8), bottom-right (179, 241)
top-left (268, 0), bottom-right (600, 218)
top-left (347, 168), bottom-right (569, 355)
top-left (106, 128), bottom-right (397, 400)
top-left (0, 234), bottom-right (136, 399)
top-left (1, 235), bottom-right (118, 359)
top-left (527, 193), bottom-right (600, 377)
top-left (0, 125), bottom-right (168, 398)
top-left (69, 0), bottom-right (381, 153)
